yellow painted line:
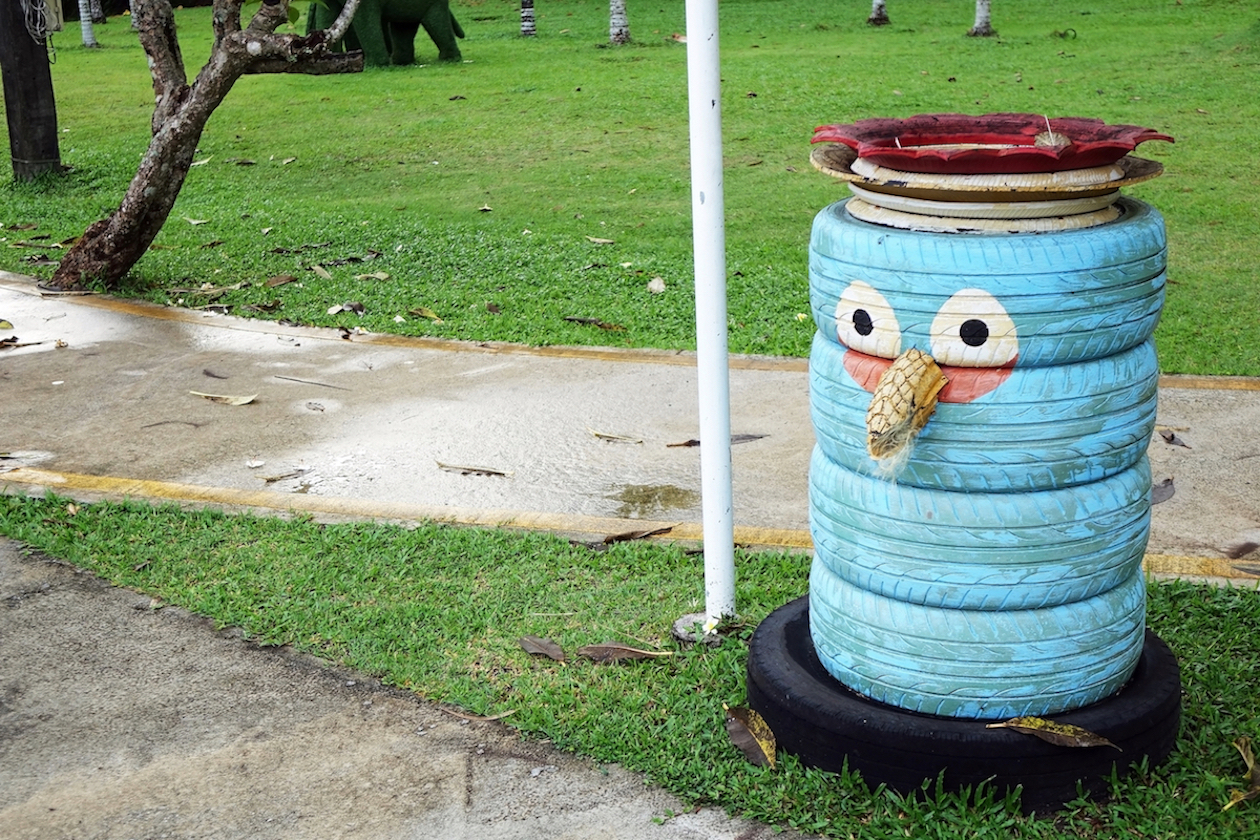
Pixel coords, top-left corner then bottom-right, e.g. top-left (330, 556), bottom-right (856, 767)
top-left (1, 468), bottom-right (809, 551)
top-left (1143, 553), bottom-right (1260, 582)
top-left (1157, 374), bottom-right (1260, 392)
top-left (7, 469), bottom-right (1257, 579)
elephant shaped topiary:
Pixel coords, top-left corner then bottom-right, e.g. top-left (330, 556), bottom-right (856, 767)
top-left (308, 0), bottom-right (464, 66)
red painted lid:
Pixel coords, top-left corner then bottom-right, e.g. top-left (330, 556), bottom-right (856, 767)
top-left (811, 113), bottom-right (1173, 174)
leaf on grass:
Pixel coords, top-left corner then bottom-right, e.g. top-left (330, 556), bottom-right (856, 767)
top-left (588, 428), bottom-right (643, 444)
top-left (5, 222), bottom-right (38, 231)
top-left (1152, 477), bottom-right (1175, 505)
top-left (282, 157), bottom-right (297, 165)
top-left (408, 306), bottom-right (443, 322)
top-left (200, 240), bottom-right (224, 249)
top-left (242, 299), bottom-right (283, 314)
top-left (603, 525), bottom-right (674, 544)
top-left (355, 272), bottom-right (390, 281)
top-left (183, 217), bottom-right (208, 225)
top-left (310, 264), bottom-right (333, 279)
top-left (267, 274), bottom-right (298, 288)
top-left (1224, 736), bottom-right (1260, 811)
top-left (191, 156), bottom-right (212, 166)
top-left (724, 705), bottom-right (776, 768)
top-left (563, 316), bottom-right (626, 331)
top-left (436, 461), bottom-right (514, 477)
top-left (1158, 429), bottom-right (1192, 449)
top-left (486, 302), bottom-right (502, 314)
top-left (986, 717), bottom-right (1120, 751)
top-left (647, 276), bottom-right (666, 294)
top-left (585, 236), bottom-right (615, 245)
top-left (519, 636), bottom-right (566, 662)
top-left (577, 642), bottom-right (672, 664)
top-left (189, 390), bottom-right (257, 406)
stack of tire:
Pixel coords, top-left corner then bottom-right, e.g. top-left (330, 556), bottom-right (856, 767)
top-left (747, 194), bottom-right (1182, 810)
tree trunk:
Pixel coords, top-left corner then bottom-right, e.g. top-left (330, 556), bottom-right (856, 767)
top-left (520, 0), bottom-right (535, 37)
top-left (609, 0), bottom-right (629, 45)
top-left (968, 0), bottom-right (996, 37)
top-left (867, 0), bottom-right (889, 26)
top-left (48, 0), bottom-right (364, 291)
top-left (90, 0), bottom-right (107, 24)
top-left (0, 0), bottom-right (64, 180)
top-left (79, 0), bottom-right (101, 46)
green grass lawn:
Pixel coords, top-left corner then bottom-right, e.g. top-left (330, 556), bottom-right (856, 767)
top-left (2, 0), bottom-right (1258, 373)
top-left (1, 493), bottom-right (1259, 838)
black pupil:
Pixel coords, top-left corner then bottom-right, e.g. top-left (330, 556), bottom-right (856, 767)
top-left (961, 319), bottom-right (989, 347)
top-left (853, 309), bottom-right (874, 336)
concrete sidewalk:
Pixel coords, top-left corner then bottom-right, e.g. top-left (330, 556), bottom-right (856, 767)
top-left (3, 271), bottom-right (1259, 571)
top-left (0, 540), bottom-right (792, 840)
top-left (3, 271), bottom-right (1259, 838)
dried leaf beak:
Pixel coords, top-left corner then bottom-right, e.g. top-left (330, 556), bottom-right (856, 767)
top-left (865, 348), bottom-right (947, 459)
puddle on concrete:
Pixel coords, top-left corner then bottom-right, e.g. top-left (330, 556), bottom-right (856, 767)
top-left (606, 484), bottom-right (700, 519)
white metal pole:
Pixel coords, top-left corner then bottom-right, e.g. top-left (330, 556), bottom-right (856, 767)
top-left (684, 0), bottom-right (736, 628)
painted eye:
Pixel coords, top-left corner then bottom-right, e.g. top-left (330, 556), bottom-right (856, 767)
top-left (835, 281), bottom-right (902, 358)
top-left (930, 289), bottom-right (1019, 368)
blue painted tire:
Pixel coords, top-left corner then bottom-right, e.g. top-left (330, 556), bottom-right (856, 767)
top-left (809, 196), bottom-right (1166, 367)
top-left (808, 559), bottom-right (1147, 719)
top-left (810, 334), bottom-right (1159, 492)
top-left (809, 449), bottom-right (1150, 610)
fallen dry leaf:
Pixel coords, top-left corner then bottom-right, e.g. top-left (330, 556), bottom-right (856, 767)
top-left (408, 306), bottom-right (443, 322)
top-left (563, 316), bottom-right (625, 331)
top-left (260, 468), bottom-right (309, 483)
top-left (588, 428), bottom-right (643, 444)
top-left (519, 636), bottom-right (566, 662)
top-left (647, 276), bottom-right (666, 294)
top-left (725, 705), bottom-right (776, 768)
top-left (189, 391), bottom-right (256, 406)
top-left (436, 461), bottom-right (513, 477)
top-left (1159, 429), bottom-right (1192, 449)
top-left (1152, 476), bottom-right (1175, 505)
top-left (585, 236), bottom-right (615, 245)
top-left (354, 272), bottom-right (390, 281)
top-left (310, 264), bottom-right (333, 280)
top-left (266, 274), bottom-right (298, 287)
top-left (603, 525), bottom-right (674, 545)
top-left (576, 642), bottom-right (672, 664)
top-left (183, 217), bottom-right (208, 225)
top-left (1224, 736), bottom-right (1260, 811)
top-left (667, 433), bottom-right (768, 448)
top-left (986, 716), bottom-right (1120, 751)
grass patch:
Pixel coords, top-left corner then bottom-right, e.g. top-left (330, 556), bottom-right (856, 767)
top-left (2, 492), bottom-right (1259, 836)
top-left (1, 1), bottom-right (1257, 372)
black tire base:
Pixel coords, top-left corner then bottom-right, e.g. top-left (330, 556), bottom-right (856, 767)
top-left (747, 596), bottom-right (1181, 814)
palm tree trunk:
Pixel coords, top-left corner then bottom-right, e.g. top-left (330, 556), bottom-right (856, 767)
top-left (968, 0), bottom-right (996, 37)
top-left (868, 0), bottom-right (889, 26)
top-left (609, 0), bottom-right (629, 45)
top-left (78, 0), bottom-right (100, 47)
top-left (521, 0), bottom-right (535, 37)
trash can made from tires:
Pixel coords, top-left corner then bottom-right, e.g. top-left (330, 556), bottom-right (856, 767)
top-left (806, 195), bottom-right (1167, 719)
